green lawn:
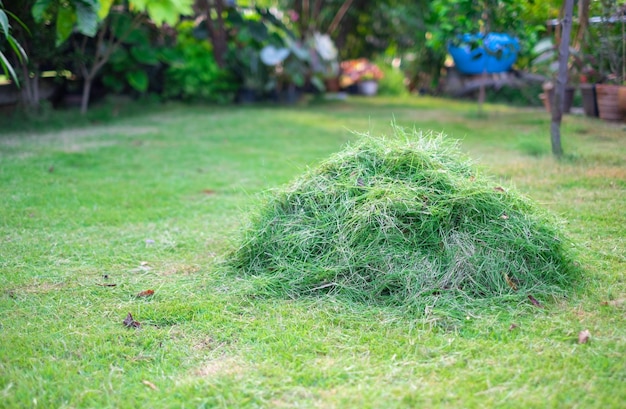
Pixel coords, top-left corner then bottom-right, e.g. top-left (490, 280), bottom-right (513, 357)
top-left (1, 96), bottom-right (624, 408)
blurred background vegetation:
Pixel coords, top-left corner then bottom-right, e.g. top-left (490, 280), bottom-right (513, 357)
top-left (0, 1), bottom-right (624, 115)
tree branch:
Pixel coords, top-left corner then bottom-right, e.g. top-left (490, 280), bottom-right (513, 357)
top-left (326, 0), bottom-right (354, 35)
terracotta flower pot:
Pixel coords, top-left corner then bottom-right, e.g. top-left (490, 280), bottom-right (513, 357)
top-left (539, 84), bottom-right (575, 114)
top-left (596, 84), bottom-right (624, 121)
top-left (579, 83), bottom-right (599, 117)
top-left (618, 85), bottom-right (626, 118)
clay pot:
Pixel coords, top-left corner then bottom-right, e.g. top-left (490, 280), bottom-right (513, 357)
top-left (618, 85), bottom-right (626, 118)
top-left (579, 83), bottom-right (599, 117)
top-left (596, 84), bottom-right (624, 121)
top-left (539, 84), bottom-right (576, 114)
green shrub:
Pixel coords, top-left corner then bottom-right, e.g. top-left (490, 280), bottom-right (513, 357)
top-left (164, 21), bottom-right (238, 103)
top-left (376, 60), bottom-right (409, 96)
top-left (228, 126), bottom-right (578, 313)
top-left (100, 13), bottom-right (167, 95)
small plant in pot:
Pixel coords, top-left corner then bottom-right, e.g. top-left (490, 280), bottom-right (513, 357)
top-left (261, 35), bottom-right (325, 104)
top-left (581, 0), bottom-right (625, 121)
top-left (340, 59), bottom-right (384, 96)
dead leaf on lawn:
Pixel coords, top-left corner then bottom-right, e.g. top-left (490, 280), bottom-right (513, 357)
top-left (578, 329), bottom-right (591, 344)
top-left (494, 186), bottom-right (506, 192)
top-left (136, 289), bottom-right (155, 298)
top-left (508, 323), bottom-right (518, 331)
top-left (96, 283), bottom-right (117, 287)
top-left (528, 294), bottom-right (544, 308)
top-left (142, 380), bottom-right (158, 390)
top-left (123, 312), bottom-right (141, 329)
top-left (202, 189), bottom-right (216, 195)
top-left (601, 298), bottom-right (625, 307)
top-left (504, 273), bottom-right (518, 291)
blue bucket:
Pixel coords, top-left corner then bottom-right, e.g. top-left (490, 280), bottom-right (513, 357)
top-left (448, 33), bottom-right (520, 75)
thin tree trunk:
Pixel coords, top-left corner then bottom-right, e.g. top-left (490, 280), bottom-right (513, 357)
top-left (81, 76), bottom-right (93, 115)
top-left (76, 13), bottom-right (139, 114)
top-left (195, 0), bottom-right (228, 68)
top-left (20, 62), bottom-right (33, 106)
top-left (574, 0), bottom-right (590, 49)
top-left (550, 0), bottom-right (575, 158)
top-left (477, 70), bottom-right (486, 114)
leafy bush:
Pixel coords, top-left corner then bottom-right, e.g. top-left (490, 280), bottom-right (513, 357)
top-left (100, 13), bottom-right (168, 95)
top-left (164, 21), bottom-right (237, 103)
top-left (376, 59), bottom-right (409, 96)
top-left (228, 126), bottom-right (578, 313)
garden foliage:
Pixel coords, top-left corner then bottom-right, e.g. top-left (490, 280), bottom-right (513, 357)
top-left (164, 21), bottom-right (237, 103)
top-left (229, 126), bottom-right (578, 312)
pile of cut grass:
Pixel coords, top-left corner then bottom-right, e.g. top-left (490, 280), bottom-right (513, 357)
top-left (228, 126), bottom-right (578, 312)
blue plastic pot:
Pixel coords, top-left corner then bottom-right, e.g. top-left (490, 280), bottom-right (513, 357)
top-left (447, 33), bottom-right (520, 75)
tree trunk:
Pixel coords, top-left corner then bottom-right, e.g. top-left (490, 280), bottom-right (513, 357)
top-left (81, 76), bottom-right (93, 115)
top-left (550, 0), bottom-right (575, 158)
top-left (20, 62), bottom-right (34, 106)
top-left (195, 0), bottom-right (228, 68)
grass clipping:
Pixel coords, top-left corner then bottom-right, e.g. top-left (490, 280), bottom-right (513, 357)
top-left (228, 128), bottom-right (577, 311)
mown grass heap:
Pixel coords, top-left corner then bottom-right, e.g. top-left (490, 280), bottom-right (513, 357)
top-left (228, 127), bottom-right (577, 310)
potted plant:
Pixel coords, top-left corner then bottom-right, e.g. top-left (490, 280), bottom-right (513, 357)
top-left (578, 60), bottom-right (605, 117)
top-left (340, 59), bottom-right (384, 96)
top-left (584, 1), bottom-right (625, 121)
top-left (260, 36), bottom-right (312, 104)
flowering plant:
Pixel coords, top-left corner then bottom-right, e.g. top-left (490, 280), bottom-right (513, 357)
top-left (340, 59), bottom-right (384, 87)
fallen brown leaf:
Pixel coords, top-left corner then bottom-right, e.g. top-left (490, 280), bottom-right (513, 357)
top-left (136, 289), bottom-right (155, 297)
top-left (504, 274), bottom-right (518, 291)
top-left (494, 186), bottom-right (505, 192)
top-left (123, 312), bottom-right (141, 328)
top-left (601, 298), bottom-right (626, 307)
top-left (142, 380), bottom-right (158, 390)
top-left (96, 283), bottom-right (117, 287)
top-left (578, 329), bottom-right (591, 344)
top-left (508, 323), bottom-right (518, 331)
top-left (202, 189), bottom-right (216, 195)
top-left (528, 295), bottom-right (544, 308)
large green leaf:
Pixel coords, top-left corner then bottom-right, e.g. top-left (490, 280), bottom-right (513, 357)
top-left (126, 69), bottom-right (148, 92)
top-left (0, 9), bottom-right (9, 36)
top-left (6, 34), bottom-right (27, 62)
top-left (0, 50), bottom-right (18, 85)
top-left (31, 0), bottom-right (52, 22)
top-left (55, 6), bottom-right (76, 46)
top-left (98, 0), bottom-right (115, 20)
top-left (74, 0), bottom-right (98, 37)
top-left (129, 0), bottom-right (193, 27)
